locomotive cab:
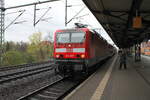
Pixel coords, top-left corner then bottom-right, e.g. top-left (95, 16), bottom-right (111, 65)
top-left (54, 28), bottom-right (89, 75)
top-left (53, 28), bottom-right (115, 76)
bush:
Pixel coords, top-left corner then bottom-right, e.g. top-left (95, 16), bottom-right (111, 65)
top-left (3, 51), bottom-right (28, 66)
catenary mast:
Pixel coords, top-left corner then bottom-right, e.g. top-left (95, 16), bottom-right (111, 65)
top-left (0, 0), bottom-right (5, 65)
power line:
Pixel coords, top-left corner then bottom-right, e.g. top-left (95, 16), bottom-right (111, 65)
top-left (5, 10), bottom-right (26, 30)
top-left (66, 6), bottom-right (86, 25)
top-left (5, 0), bottom-right (59, 10)
top-left (5, 10), bottom-right (25, 15)
top-left (34, 7), bottom-right (51, 26)
top-left (14, 20), bottom-right (27, 24)
top-left (0, 0), bottom-right (60, 65)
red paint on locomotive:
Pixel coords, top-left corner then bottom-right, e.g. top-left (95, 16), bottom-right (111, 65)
top-left (53, 28), bottom-right (115, 74)
top-left (54, 28), bottom-right (90, 59)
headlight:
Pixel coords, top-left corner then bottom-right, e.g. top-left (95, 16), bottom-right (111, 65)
top-left (81, 54), bottom-right (85, 58)
top-left (56, 54), bottom-right (60, 58)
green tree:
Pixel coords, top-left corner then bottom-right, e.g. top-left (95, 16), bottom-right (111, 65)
top-left (44, 32), bottom-right (54, 58)
top-left (27, 32), bottom-right (50, 62)
top-left (29, 32), bottom-right (42, 45)
top-left (3, 51), bottom-right (27, 66)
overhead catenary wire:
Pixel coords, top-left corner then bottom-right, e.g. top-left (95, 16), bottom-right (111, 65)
top-left (66, 6), bottom-right (86, 25)
top-left (5, 0), bottom-right (59, 10)
top-left (0, 0), bottom-right (60, 66)
top-left (74, 14), bottom-right (89, 19)
top-left (40, 17), bottom-right (53, 22)
top-left (34, 7), bottom-right (51, 26)
top-left (5, 10), bottom-right (25, 15)
top-left (5, 7), bottom-right (52, 30)
top-left (60, 0), bottom-right (85, 26)
top-left (60, 0), bottom-right (84, 13)
top-left (5, 10), bottom-right (26, 30)
top-left (14, 20), bottom-right (27, 24)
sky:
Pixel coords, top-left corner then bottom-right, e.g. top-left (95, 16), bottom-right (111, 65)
top-left (4, 0), bottom-right (114, 45)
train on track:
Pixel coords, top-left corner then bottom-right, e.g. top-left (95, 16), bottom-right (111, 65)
top-left (53, 26), bottom-right (116, 76)
top-left (141, 41), bottom-right (150, 56)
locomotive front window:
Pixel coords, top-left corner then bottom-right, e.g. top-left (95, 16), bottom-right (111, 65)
top-left (71, 32), bottom-right (85, 43)
top-left (56, 32), bottom-right (85, 43)
top-left (57, 33), bottom-right (70, 43)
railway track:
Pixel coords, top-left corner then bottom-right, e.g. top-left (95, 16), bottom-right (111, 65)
top-left (16, 60), bottom-right (107, 100)
top-left (0, 60), bottom-right (53, 72)
top-left (0, 66), bottom-right (54, 84)
top-left (0, 57), bottom-right (108, 100)
top-left (0, 62), bottom-right (55, 84)
top-left (17, 77), bottom-right (80, 100)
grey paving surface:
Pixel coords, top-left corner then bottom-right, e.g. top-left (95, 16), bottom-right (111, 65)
top-left (102, 56), bottom-right (150, 100)
top-left (64, 56), bottom-right (116, 100)
top-left (133, 55), bottom-right (150, 84)
top-left (65, 55), bottom-right (150, 100)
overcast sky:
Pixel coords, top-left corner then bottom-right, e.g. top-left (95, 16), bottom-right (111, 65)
top-left (4, 0), bottom-right (114, 45)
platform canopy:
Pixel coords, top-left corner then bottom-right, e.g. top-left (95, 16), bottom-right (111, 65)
top-left (83, 0), bottom-right (150, 48)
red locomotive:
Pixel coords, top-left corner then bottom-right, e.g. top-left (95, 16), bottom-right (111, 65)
top-left (53, 27), bottom-right (115, 75)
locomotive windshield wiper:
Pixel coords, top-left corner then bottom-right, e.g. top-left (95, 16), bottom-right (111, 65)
top-left (81, 35), bottom-right (85, 42)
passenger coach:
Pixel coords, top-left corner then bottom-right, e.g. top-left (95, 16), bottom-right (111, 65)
top-left (53, 28), bottom-right (115, 75)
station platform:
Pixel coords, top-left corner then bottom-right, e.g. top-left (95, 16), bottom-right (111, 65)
top-left (63, 55), bottom-right (150, 100)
